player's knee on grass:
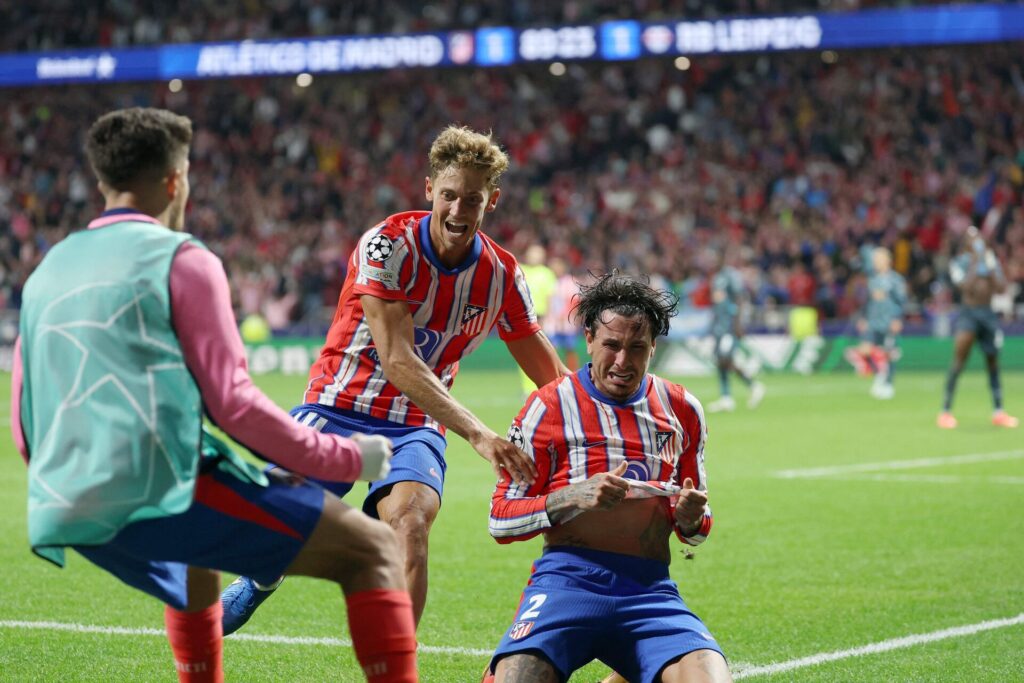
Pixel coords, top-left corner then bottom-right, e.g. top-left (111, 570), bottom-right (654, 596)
top-left (494, 652), bottom-right (561, 683)
top-left (658, 648), bottom-right (732, 683)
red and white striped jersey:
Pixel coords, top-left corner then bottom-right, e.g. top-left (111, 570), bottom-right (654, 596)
top-left (304, 211), bottom-right (540, 430)
top-left (489, 366), bottom-right (713, 545)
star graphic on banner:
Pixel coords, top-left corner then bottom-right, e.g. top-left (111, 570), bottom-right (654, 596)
top-left (95, 53), bottom-right (117, 79)
top-left (29, 282), bottom-right (193, 522)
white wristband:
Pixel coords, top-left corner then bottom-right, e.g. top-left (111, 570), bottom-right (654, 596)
top-left (353, 434), bottom-right (393, 482)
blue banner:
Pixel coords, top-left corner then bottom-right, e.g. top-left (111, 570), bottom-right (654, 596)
top-left (0, 48), bottom-right (160, 87)
top-left (1, 4), bottom-right (1022, 87)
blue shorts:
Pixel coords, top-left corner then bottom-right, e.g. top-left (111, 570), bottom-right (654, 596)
top-left (288, 404), bottom-right (448, 517)
top-left (74, 464), bottom-right (324, 610)
top-left (955, 306), bottom-right (1002, 356)
top-left (491, 547), bottom-right (724, 683)
top-left (862, 330), bottom-right (897, 350)
top-left (547, 331), bottom-right (580, 352)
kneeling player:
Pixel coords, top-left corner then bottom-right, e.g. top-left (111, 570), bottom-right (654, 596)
top-left (486, 273), bottom-right (732, 683)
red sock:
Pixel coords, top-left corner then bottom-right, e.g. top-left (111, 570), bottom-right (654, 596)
top-left (164, 602), bottom-right (224, 683)
top-left (346, 589), bottom-right (418, 682)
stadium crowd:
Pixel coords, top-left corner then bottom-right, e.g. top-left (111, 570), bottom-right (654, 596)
top-left (1, 44), bottom-right (1022, 333)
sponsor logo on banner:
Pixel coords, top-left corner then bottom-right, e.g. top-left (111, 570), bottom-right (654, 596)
top-left (509, 621), bottom-right (534, 640)
top-left (460, 304), bottom-right (488, 335)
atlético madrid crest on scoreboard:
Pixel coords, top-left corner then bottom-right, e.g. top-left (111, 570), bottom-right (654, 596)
top-left (508, 620), bottom-right (534, 640)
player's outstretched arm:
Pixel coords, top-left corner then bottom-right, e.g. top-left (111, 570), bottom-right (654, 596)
top-left (506, 331), bottom-right (570, 389)
top-left (9, 337), bottom-right (29, 464)
top-left (362, 294), bottom-right (537, 485)
top-left (171, 246), bottom-right (380, 482)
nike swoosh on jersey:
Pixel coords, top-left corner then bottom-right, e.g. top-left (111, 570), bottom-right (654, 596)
top-left (581, 439), bottom-right (607, 448)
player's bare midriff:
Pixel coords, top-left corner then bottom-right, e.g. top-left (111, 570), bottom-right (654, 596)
top-left (544, 497), bottom-right (675, 563)
top-left (961, 274), bottom-right (996, 307)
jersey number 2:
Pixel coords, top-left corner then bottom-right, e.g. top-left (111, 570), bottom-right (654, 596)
top-left (520, 594), bottom-right (547, 619)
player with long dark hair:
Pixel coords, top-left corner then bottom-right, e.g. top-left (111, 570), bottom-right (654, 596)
top-left (486, 272), bottom-right (731, 683)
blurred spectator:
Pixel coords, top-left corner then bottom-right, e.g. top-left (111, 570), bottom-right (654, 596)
top-left (1, 43), bottom-right (1022, 334)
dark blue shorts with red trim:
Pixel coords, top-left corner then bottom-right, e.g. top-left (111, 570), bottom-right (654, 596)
top-left (74, 465), bottom-right (324, 610)
top-left (490, 547), bottom-right (724, 683)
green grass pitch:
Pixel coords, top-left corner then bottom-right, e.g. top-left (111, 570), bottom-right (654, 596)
top-left (1, 368), bottom-right (1022, 681)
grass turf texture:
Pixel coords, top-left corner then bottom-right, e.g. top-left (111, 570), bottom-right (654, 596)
top-left (1, 369), bottom-right (1022, 682)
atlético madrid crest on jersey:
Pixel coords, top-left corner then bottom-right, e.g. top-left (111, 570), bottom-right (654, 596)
top-left (460, 304), bottom-right (488, 335)
top-left (508, 620), bottom-right (534, 640)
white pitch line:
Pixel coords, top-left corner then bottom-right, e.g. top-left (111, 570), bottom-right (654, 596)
top-left (840, 473), bottom-right (1024, 486)
top-left (0, 619), bottom-right (492, 657)
top-left (775, 449), bottom-right (1024, 479)
top-left (733, 612), bottom-right (1024, 679)
top-left (5, 614), bottom-right (1024, 676)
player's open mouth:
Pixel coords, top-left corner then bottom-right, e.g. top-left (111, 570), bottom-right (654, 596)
top-left (445, 220), bottom-right (470, 236)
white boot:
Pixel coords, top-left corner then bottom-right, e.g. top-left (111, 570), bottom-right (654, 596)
top-left (707, 396), bottom-right (736, 413)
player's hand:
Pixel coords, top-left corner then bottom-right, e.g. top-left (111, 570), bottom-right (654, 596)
top-left (856, 319), bottom-right (867, 334)
top-left (674, 477), bottom-right (708, 533)
top-left (890, 319), bottom-right (902, 334)
top-left (569, 461), bottom-right (631, 512)
top-left (474, 431), bottom-right (537, 486)
top-left (351, 433), bottom-right (393, 482)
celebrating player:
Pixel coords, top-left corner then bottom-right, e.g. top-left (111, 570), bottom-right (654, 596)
top-left (938, 226), bottom-right (1018, 428)
top-left (12, 108), bottom-right (417, 682)
top-left (221, 125), bottom-right (569, 631)
top-left (849, 247), bottom-right (907, 399)
top-left (486, 272), bottom-right (732, 683)
top-left (705, 251), bottom-right (765, 413)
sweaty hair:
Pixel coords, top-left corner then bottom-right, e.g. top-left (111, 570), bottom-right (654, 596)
top-left (428, 125), bottom-right (509, 191)
top-left (85, 107), bottom-right (192, 190)
top-left (573, 271), bottom-right (679, 341)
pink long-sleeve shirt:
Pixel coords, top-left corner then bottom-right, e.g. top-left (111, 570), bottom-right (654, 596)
top-left (11, 212), bottom-right (364, 482)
